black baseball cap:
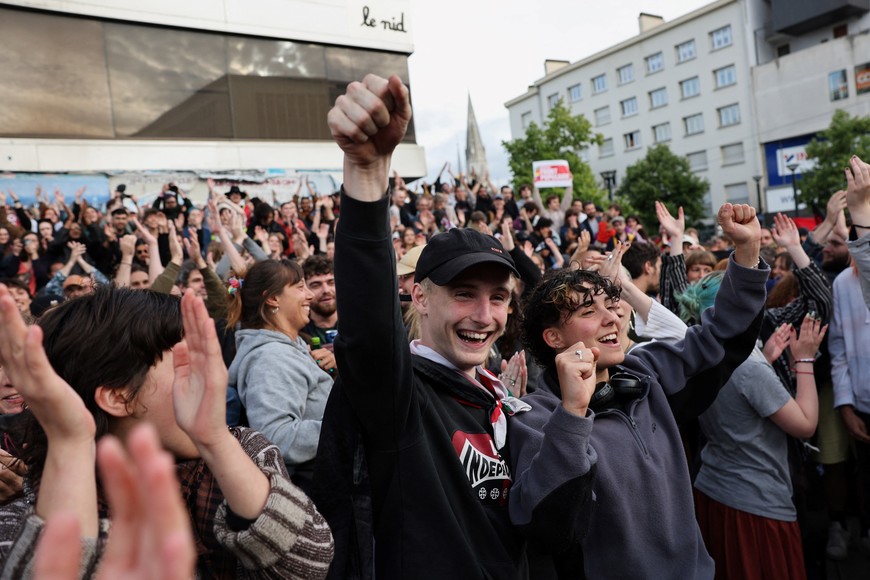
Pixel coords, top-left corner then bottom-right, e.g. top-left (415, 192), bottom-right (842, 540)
top-left (414, 228), bottom-right (518, 284)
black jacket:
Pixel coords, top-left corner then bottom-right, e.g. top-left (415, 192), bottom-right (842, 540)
top-left (316, 192), bottom-right (524, 580)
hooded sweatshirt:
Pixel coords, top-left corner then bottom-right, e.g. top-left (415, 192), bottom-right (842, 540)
top-left (229, 328), bottom-right (333, 481)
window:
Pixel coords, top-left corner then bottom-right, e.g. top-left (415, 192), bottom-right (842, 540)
top-left (714, 65), bottom-right (736, 88)
top-left (724, 183), bottom-right (750, 205)
top-left (680, 76), bottom-right (701, 99)
top-left (834, 24), bottom-right (848, 38)
top-left (617, 63), bottom-right (635, 85)
top-left (620, 97), bottom-right (638, 117)
top-left (676, 39), bottom-right (696, 63)
top-left (829, 70), bottom-right (848, 101)
top-left (594, 106), bottom-right (611, 126)
top-left (721, 142), bottom-right (745, 165)
top-left (645, 52), bottom-right (664, 74)
top-left (777, 44), bottom-right (790, 57)
top-left (623, 130), bottom-right (641, 150)
top-left (684, 113), bottom-right (704, 135)
top-left (521, 111), bottom-right (532, 129)
top-left (649, 87), bottom-right (668, 109)
top-left (710, 25), bottom-right (732, 50)
top-left (686, 150), bottom-right (708, 172)
top-left (717, 103), bottom-right (740, 127)
top-left (599, 138), bottom-right (614, 157)
top-left (568, 83), bottom-right (582, 102)
top-left (592, 74), bottom-right (607, 94)
top-left (547, 93), bottom-right (560, 109)
top-left (653, 122), bottom-right (671, 143)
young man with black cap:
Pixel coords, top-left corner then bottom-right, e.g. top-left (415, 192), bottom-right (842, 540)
top-left (321, 74), bottom-right (528, 579)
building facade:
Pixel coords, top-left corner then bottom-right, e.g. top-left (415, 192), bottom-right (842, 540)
top-left (505, 0), bottom-right (870, 220)
top-left (0, 0), bottom-right (425, 202)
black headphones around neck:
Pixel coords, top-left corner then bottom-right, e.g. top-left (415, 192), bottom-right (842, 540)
top-left (588, 371), bottom-right (645, 412)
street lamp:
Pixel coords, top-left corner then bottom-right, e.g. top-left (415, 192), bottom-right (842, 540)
top-left (752, 174), bottom-right (763, 213)
top-left (786, 162), bottom-right (800, 217)
top-left (601, 170), bottom-right (617, 203)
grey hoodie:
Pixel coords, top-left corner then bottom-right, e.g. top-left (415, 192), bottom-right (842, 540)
top-left (228, 329), bottom-right (333, 479)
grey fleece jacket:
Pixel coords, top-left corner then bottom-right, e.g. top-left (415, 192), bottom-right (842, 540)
top-left (509, 255), bottom-right (770, 579)
top-left (229, 329), bottom-right (333, 478)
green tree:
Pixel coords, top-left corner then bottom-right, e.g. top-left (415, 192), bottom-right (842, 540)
top-left (801, 109), bottom-right (870, 210)
top-left (502, 99), bottom-right (603, 202)
top-left (615, 144), bottom-right (709, 229)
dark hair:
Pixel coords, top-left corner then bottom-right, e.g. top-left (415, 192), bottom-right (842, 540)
top-left (302, 254), bottom-right (334, 280)
top-left (0, 277), bottom-right (30, 297)
top-left (178, 260), bottom-right (200, 288)
top-left (534, 217), bottom-right (553, 231)
top-left (226, 259), bottom-right (303, 329)
top-left (111, 207), bottom-right (128, 217)
top-left (622, 242), bottom-right (661, 280)
top-left (254, 202), bottom-right (275, 225)
top-left (522, 269), bottom-right (621, 370)
top-left (20, 288), bottom-right (183, 479)
top-left (774, 252), bottom-right (794, 272)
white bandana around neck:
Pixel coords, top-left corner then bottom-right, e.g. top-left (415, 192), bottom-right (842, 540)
top-left (410, 340), bottom-right (530, 449)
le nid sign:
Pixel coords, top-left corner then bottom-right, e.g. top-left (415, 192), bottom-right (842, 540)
top-left (533, 160), bottom-right (572, 188)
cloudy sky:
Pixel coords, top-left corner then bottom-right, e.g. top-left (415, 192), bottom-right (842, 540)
top-left (406, 0), bottom-right (712, 183)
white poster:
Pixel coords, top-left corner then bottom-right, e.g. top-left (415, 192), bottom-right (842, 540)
top-left (533, 160), bottom-right (572, 188)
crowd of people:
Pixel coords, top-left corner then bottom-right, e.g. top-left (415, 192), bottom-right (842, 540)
top-left (0, 73), bottom-right (869, 579)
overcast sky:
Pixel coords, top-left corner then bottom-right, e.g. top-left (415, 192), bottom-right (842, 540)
top-left (407, 0), bottom-right (712, 184)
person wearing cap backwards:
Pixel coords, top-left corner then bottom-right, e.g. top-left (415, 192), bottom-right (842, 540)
top-left (320, 74), bottom-right (530, 579)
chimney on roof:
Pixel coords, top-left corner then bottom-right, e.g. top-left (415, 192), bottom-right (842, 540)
top-left (544, 59), bottom-right (570, 75)
top-left (639, 12), bottom-right (665, 34)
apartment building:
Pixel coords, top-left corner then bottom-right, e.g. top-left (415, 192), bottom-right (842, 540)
top-left (506, 0), bottom-right (870, 218)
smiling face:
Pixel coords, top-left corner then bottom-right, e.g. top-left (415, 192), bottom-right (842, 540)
top-left (8, 286), bottom-right (32, 314)
top-left (412, 263), bottom-right (512, 376)
top-left (306, 272), bottom-right (336, 318)
top-left (270, 280), bottom-right (314, 336)
top-left (547, 285), bottom-right (624, 372)
top-left (0, 367), bottom-right (25, 415)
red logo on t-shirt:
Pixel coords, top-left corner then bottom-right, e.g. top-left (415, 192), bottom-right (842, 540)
top-left (452, 431), bottom-right (512, 505)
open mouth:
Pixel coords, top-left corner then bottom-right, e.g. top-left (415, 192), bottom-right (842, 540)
top-left (457, 330), bottom-right (491, 346)
top-left (598, 332), bottom-right (619, 346)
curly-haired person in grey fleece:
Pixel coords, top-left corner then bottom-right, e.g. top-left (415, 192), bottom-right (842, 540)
top-left (0, 286), bottom-right (333, 579)
top-left (226, 259), bottom-right (335, 491)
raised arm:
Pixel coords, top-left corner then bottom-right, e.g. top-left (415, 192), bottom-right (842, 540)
top-left (809, 190), bottom-right (847, 246)
top-left (0, 285), bottom-right (98, 541)
top-left (131, 217), bottom-right (165, 283)
top-left (560, 183), bottom-right (574, 213)
top-left (769, 212), bottom-right (832, 326)
top-left (328, 74), bottom-right (419, 446)
top-left (846, 155), bottom-right (870, 308)
top-left (114, 234), bottom-right (137, 287)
